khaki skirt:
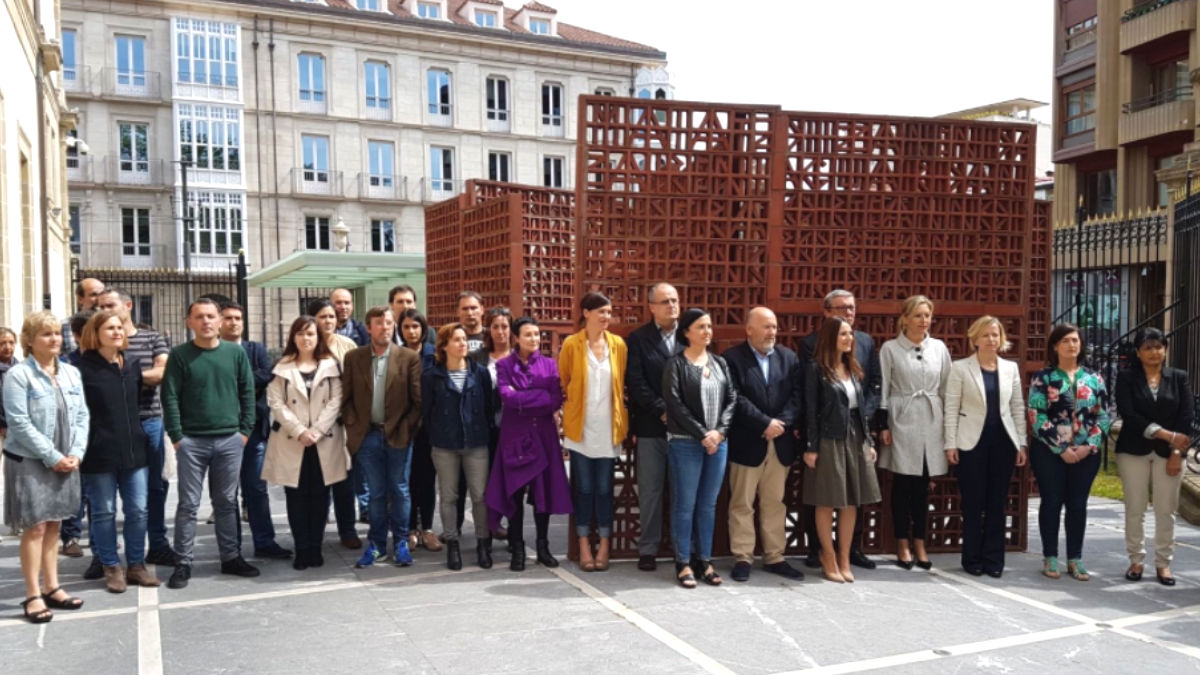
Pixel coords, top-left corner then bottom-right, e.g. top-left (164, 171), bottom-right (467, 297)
top-left (803, 418), bottom-right (881, 508)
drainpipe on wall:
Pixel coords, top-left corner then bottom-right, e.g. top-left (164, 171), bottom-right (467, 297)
top-left (253, 17), bottom-right (268, 343)
top-left (34, 0), bottom-right (52, 310)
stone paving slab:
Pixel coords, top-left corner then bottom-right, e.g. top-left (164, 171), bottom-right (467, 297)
top-left (3, 486), bottom-right (1200, 674)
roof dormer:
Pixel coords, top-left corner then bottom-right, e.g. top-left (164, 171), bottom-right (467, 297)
top-left (401, 0), bottom-right (447, 20)
top-left (460, 0), bottom-right (506, 29)
top-left (514, 1), bottom-right (557, 36)
top-left (354, 0), bottom-right (388, 12)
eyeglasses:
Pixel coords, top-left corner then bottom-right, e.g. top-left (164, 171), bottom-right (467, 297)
top-left (830, 305), bottom-right (856, 313)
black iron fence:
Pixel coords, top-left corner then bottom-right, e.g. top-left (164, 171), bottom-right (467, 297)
top-left (72, 253), bottom-right (248, 347)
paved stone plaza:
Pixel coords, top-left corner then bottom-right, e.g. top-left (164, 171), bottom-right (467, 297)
top-left (2, 488), bottom-right (1200, 674)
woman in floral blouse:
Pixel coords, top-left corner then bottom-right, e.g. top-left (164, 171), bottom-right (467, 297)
top-left (1028, 323), bottom-right (1112, 582)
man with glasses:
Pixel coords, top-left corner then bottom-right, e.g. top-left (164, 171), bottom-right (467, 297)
top-left (625, 282), bottom-right (684, 571)
top-left (799, 289), bottom-right (881, 571)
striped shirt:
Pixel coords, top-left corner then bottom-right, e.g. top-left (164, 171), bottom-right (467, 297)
top-left (126, 328), bottom-right (170, 419)
top-left (448, 367), bottom-right (468, 391)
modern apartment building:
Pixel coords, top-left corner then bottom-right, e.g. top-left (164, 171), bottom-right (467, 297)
top-left (0, 0), bottom-right (75, 330)
top-left (61, 0), bottom-right (670, 344)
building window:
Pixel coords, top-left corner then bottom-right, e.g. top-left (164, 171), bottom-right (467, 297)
top-left (132, 295), bottom-right (154, 328)
top-left (543, 156), bottom-right (564, 188)
top-left (371, 219), bottom-right (396, 252)
top-left (1152, 59), bottom-right (1189, 98)
top-left (302, 134), bottom-right (330, 182)
top-left (174, 19), bottom-right (239, 88)
top-left (594, 87), bottom-right (615, 96)
top-left (541, 83), bottom-right (563, 127)
top-left (186, 191), bottom-right (244, 255)
top-left (488, 151), bottom-right (510, 182)
top-left (305, 215), bottom-right (330, 250)
top-left (474, 10), bottom-right (498, 27)
top-left (357, 0), bottom-right (380, 9)
top-left (430, 146), bottom-right (454, 192)
top-left (178, 104), bottom-right (241, 172)
top-left (1064, 81), bottom-right (1095, 136)
top-left (486, 77), bottom-right (509, 121)
top-left (417, 1), bottom-right (440, 18)
top-left (69, 205), bottom-right (81, 255)
top-left (62, 29), bottom-right (77, 82)
top-left (427, 68), bottom-right (452, 116)
top-left (298, 53), bottom-right (326, 102)
top-left (66, 129), bottom-right (79, 169)
top-left (121, 207), bottom-right (151, 256)
top-left (1079, 168), bottom-right (1116, 216)
top-left (116, 35), bottom-right (147, 88)
top-left (529, 17), bottom-right (550, 35)
top-left (364, 61), bottom-right (391, 110)
top-left (368, 140), bottom-right (394, 187)
top-left (118, 122), bottom-right (150, 175)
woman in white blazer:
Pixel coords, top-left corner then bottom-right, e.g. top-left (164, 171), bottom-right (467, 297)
top-left (943, 316), bottom-right (1028, 578)
top-left (262, 316), bottom-right (349, 571)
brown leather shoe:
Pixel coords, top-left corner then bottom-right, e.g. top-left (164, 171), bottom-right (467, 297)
top-left (421, 530), bottom-right (443, 552)
top-left (126, 564), bottom-right (161, 587)
top-left (60, 538), bottom-right (84, 558)
top-left (103, 565), bottom-right (127, 593)
top-left (341, 536), bottom-right (363, 550)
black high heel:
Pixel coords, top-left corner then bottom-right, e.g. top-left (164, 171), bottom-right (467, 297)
top-left (896, 557), bottom-right (915, 570)
top-left (915, 559), bottom-right (933, 571)
top-left (1157, 568), bottom-right (1176, 586)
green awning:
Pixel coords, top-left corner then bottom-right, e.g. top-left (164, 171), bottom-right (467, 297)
top-left (246, 250), bottom-right (425, 289)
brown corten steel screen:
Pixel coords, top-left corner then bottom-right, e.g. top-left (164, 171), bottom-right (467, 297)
top-left (573, 96), bottom-right (1042, 560)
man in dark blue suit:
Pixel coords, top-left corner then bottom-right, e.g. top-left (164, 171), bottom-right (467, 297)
top-left (220, 302), bottom-right (291, 559)
top-left (723, 307), bottom-right (803, 582)
top-left (799, 290), bottom-right (881, 570)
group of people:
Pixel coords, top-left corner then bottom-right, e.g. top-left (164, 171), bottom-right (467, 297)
top-left (0, 280), bottom-right (1192, 623)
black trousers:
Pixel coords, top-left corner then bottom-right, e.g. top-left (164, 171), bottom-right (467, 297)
top-left (508, 485), bottom-right (549, 544)
top-left (891, 461), bottom-right (930, 540)
top-left (409, 428), bottom-right (436, 532)
top-left (956, 428), bottom-right (1016, 573)
top-left (285, 446), bottom-right (331, 555)
top-left (329, 472), bottom-right (358, 539)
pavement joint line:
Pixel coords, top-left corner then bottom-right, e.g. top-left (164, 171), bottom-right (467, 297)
top-left (1109, 625), bottom-right (1200, 661)
top-left (547, 564), bottom-right (737, 675)
top-left (1107, 601), bottom-right (1200, 629)
top-left (926, 566), bottom-right (1097, 624)
top-left (137, 579), bottom-right (163, 675)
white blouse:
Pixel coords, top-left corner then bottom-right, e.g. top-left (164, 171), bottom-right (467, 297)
top-left (563, 342), bottom-right (620, 459)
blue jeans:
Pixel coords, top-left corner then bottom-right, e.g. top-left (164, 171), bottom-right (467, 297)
top-left (83, 467), bottom-right (149, 567)
top-left (356, 430), bottom-right (411, 551)
top-left (237, 433), bottom-right (277, 550)
top-left (668, 438), bottom-right (728, 562)
top-left (143, 416), bottom-right (171, 551)
top-left (570, 452), bottom-right (615, 538)
top-left (353, 462), bottom-right (370, 517)
top-left (1031, 442), bottom-right (1100, 560)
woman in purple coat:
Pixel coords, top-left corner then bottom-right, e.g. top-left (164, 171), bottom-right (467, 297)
top-left (485, 316), bottom-right (573, 571)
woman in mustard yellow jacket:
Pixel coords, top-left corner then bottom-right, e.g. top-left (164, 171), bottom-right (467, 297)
top-left (559, 292), bottom-right (628, 572)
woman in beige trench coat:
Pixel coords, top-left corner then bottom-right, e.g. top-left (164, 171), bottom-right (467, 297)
top-left (262, 315), bottom-right (348, 570)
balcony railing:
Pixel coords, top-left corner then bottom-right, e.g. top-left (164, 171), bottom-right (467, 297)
top-left (1123, 0), bottom-right (1185, 22)
top-left (297, 96), bottom-right (327, 115)
top-left (66, 155), bottom-right (93, 183)
top-left (485, 111), bottom-right (511, 133)
top-left (76, 242), bottom-right (169, 270)
top-left (107, 156), bottom-right (167, 187)
top-left (420, 177), bottom-right (459, 202)
top-left (1122, 86), bottom-right (1193, 113)
top-left (62, 64), bottom-right (90, 94)
top-left (1065, 27), bottom-right (1097, 51)
top-left (357, 173), bottom-right (410, 201)
top-left (364, 103), bottom-right (391, 121)
top-left (290, 167), bottom-right (344, 198)
top-left (100, 67), bottom-right (162, 99)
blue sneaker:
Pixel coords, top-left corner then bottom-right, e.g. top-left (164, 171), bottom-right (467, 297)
top-left (394, 540), bottom-right (414, 567)
top-left (354, 543), bottom-right (384, 568)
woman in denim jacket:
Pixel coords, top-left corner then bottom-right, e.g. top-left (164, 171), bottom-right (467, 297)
top-left (2, 311), bottom-right (91, 623)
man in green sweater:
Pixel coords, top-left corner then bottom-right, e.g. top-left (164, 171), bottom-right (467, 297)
top-left (161, 298), bottom-right (260, 589)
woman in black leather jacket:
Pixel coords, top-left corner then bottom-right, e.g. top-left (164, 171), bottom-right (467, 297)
top-left (803, 316), bottom-right (881, 583)
top-left (662, 308), bottom-right (737, 588)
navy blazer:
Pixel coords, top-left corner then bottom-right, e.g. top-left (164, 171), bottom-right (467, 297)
top-left (723, 342), bottom-right (800, 466)
top-left (799, 329), bottom-right (881, 421)
top-left (240, 340), bottom-right (273, 441)
top-left (625, 320), bottom-right (685, 438)
top-left (421, 360), bottom-right (493, 450)
top-left (338, 318), bottom-right (369, 347)
top-left (1114, 365), bottom-right (1194, 458)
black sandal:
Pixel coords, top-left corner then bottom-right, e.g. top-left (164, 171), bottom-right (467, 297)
top-left (42, 587), bottom-right (84, 610)
top-left (1125, 564), bottom-right (1144, 582)
top-left (699, 560), bottom-right (723, 586)
top-left (675, 562), bottom-right (697, 589)
top-left (21, 596), bottom-right (52, 623)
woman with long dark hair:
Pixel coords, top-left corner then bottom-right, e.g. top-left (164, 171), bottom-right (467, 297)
top-left (663, 308), bottom-right (737, 588)
top-left (398, 308), bottom-right (440, 553)
top-left (262, 315), bottom-right (347, 570)
top-left (484, 316), bottom-right (572, 571)
top-left (472, 306), bottom-right (512, 539)
top-left (1028, 323), bottom-right (1111, 581)
top-left (803, 316), bottom-right (880, 583)
top-left (559, 292), bottom-right (627, 572)
top-left (1114, 327), bottom-right (1191, 586)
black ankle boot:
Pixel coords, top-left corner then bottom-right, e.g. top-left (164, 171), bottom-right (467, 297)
top-left (446, 540), bottom-right (462, 571)
top-left (477, 538), bottom-right (493, 569)
top-left (536, 539), bottom-right (559, 568)
top-left (510, 540), bottom-right (526, 571)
